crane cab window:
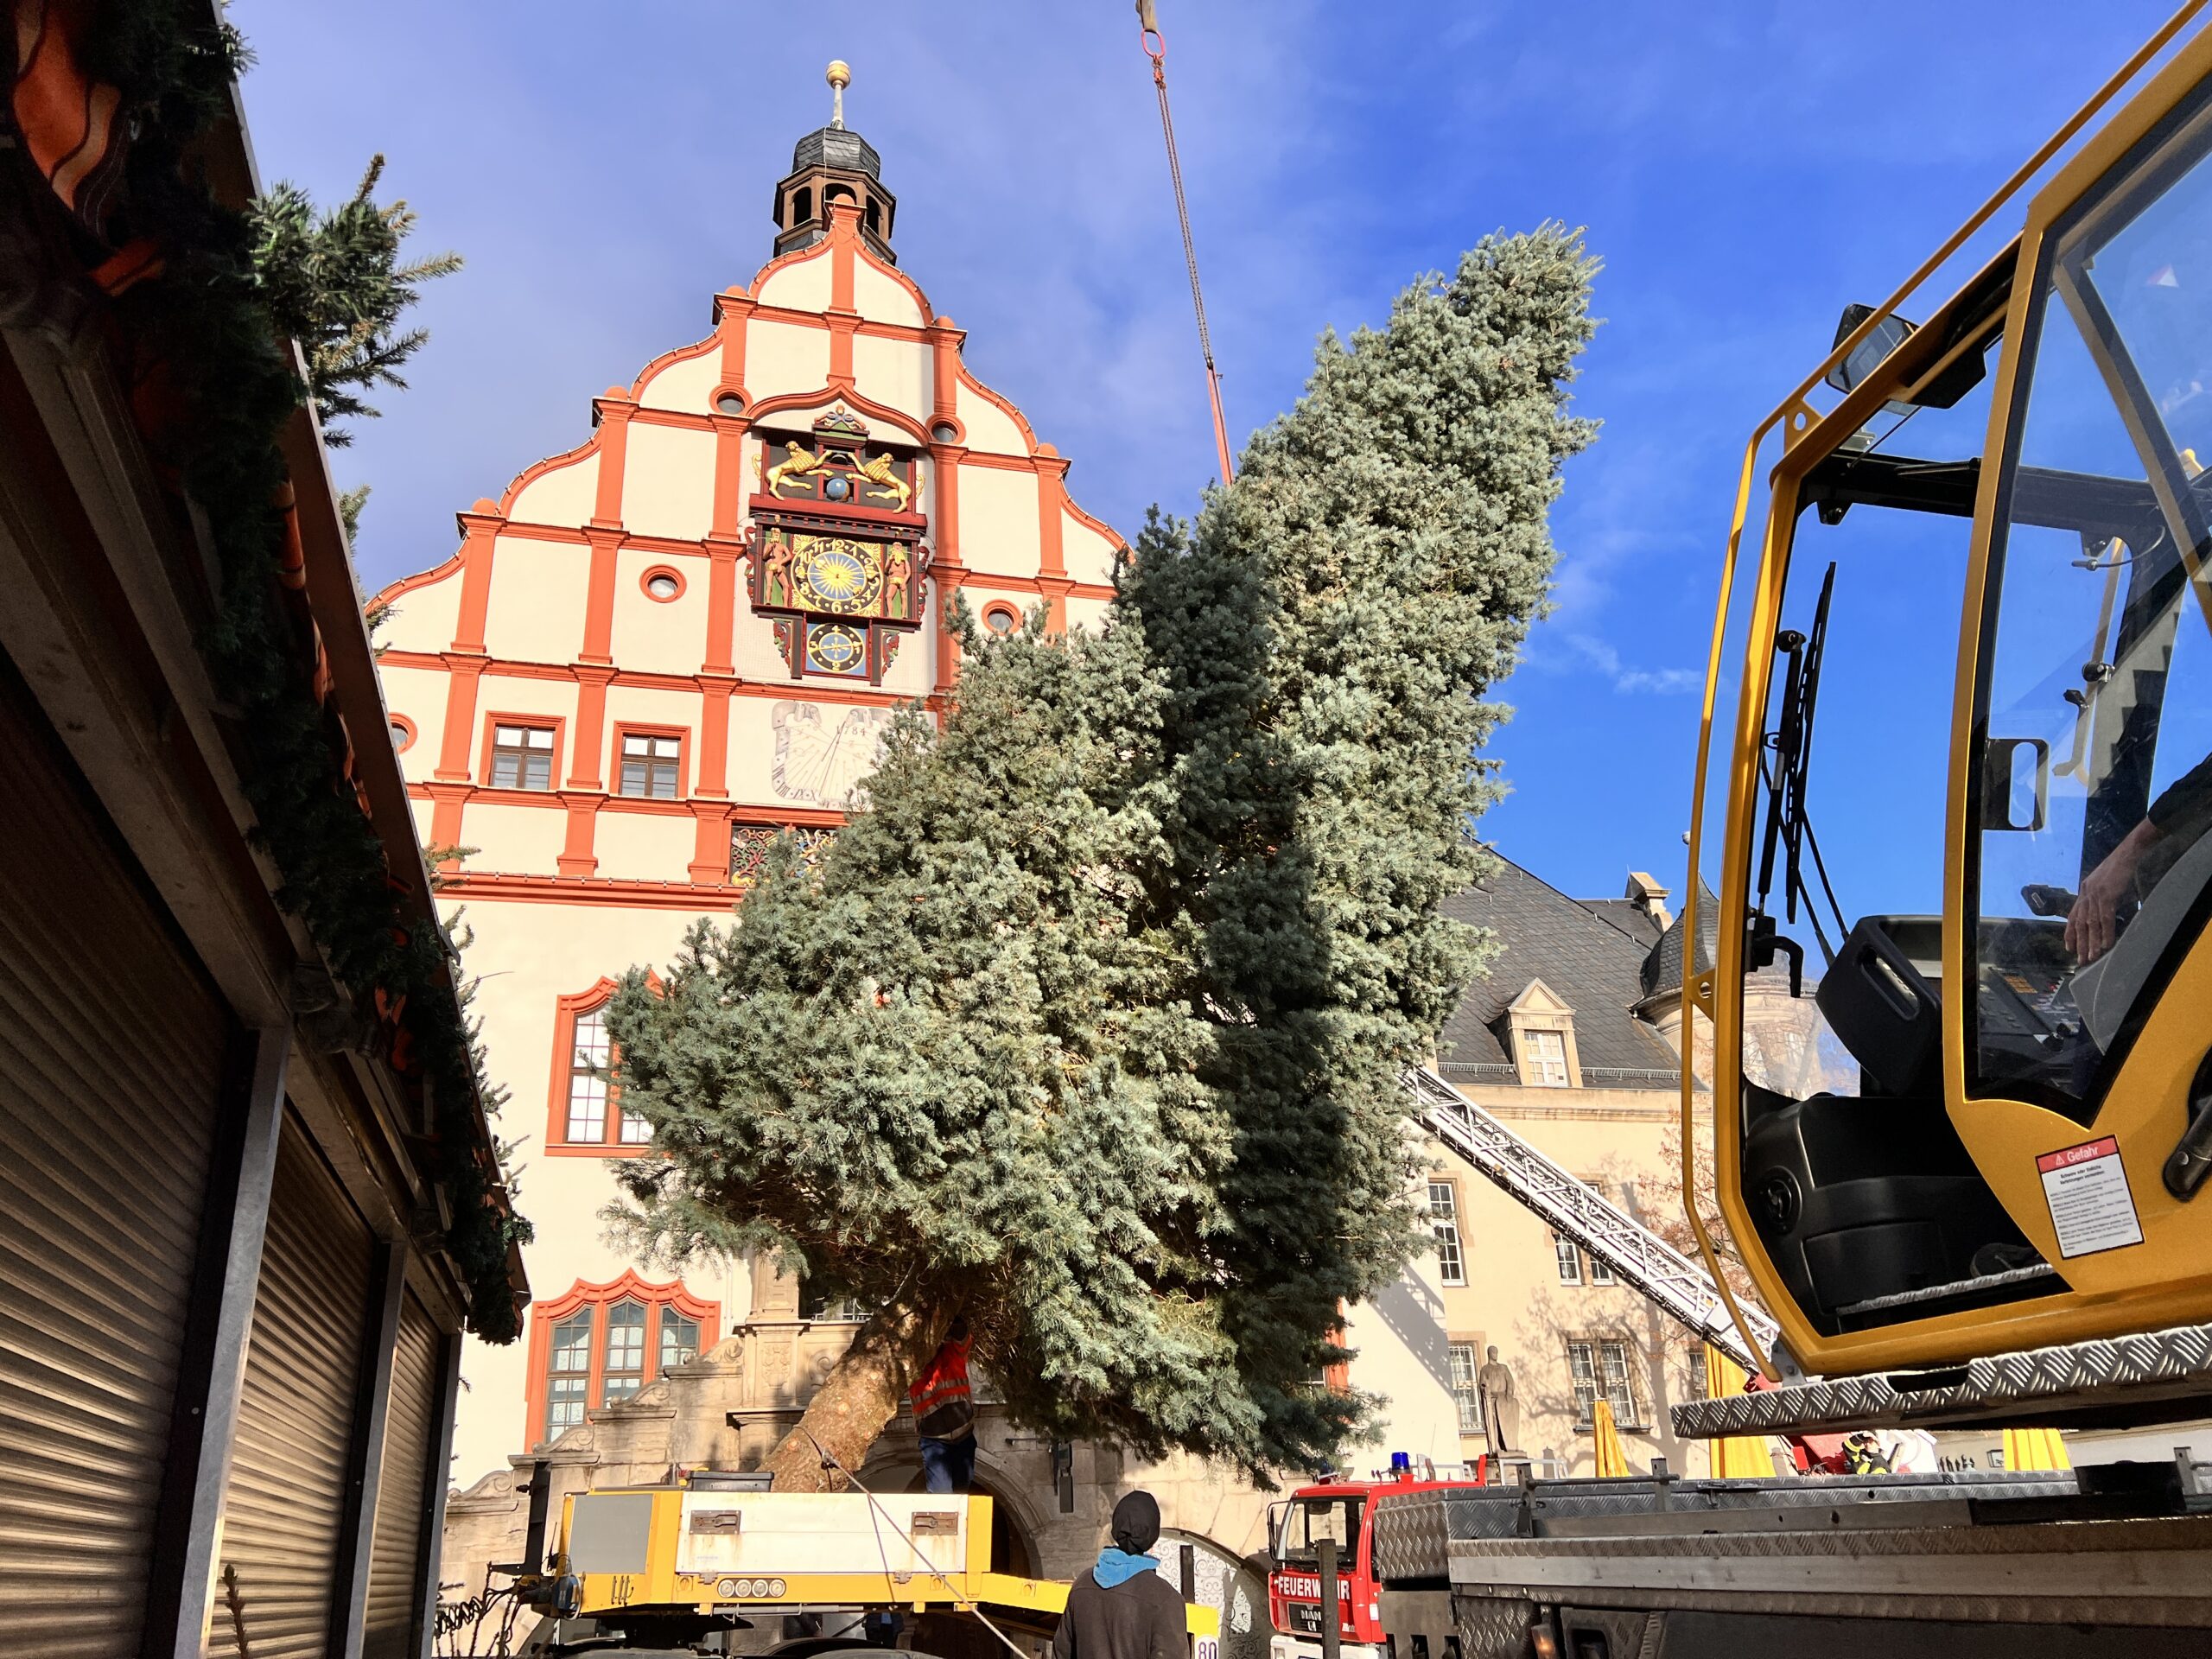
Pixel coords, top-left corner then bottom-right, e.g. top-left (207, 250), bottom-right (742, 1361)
top-left (1973, 85), bottom-right (2212, 1116)
top-left (1738, 302), bottom-right (2043, 1337)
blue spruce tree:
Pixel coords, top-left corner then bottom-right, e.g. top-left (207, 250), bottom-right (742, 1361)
top-left (607, 226), bottom-right (1599, 1487)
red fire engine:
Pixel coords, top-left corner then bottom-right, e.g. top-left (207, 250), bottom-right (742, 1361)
top-left (1266, 1464), bottom-right (1482, 1659)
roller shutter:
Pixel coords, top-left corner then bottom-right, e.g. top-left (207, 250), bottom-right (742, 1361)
top-left (0, 661), bottom-right (227, 1656)
top-left (363, 1289), bottom-right (442, 1659)
top-left (219, 1117), bottom-right (373, 1658)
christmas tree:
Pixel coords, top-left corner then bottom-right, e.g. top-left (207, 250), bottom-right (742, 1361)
top-left (606, 226), bottom-right (1599, 1487)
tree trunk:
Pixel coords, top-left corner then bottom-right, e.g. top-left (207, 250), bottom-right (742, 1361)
top-left (760, 1291), bottom-right (957, 1491)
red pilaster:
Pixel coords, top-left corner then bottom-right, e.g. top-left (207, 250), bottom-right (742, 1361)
top-left (1036, 444), bottom-right (1070, 632)
top-left (695, 678), bottom-right (734, 798)
top-left (569, 664), bottom-right (613, 790)
top-left (592, 388), bottom-right (634, 529)
top-left (688, 802), bottom-right (734, 887)
top-left (702, 536), bottom-right (743, 676)
top-left (580, 526), bottom-right (622, 667)
top-left (557, 795), bottom-right (601, 878)
top-left (827, 200), bottom-right (860, 388)
top-left (452, 500), bottom-right (501, 652)
top-left (425, 782), bottom-right (469, 863)
top-left (435, 658), bottom-right (486, 782)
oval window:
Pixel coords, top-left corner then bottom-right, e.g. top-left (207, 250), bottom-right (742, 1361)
top-left (983, 605), bottom-right (1018, 635)
top-left (644, 569), bottom-right (682, 601)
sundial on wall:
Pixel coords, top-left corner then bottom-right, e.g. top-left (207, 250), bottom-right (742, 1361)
top-left (747, 406), bottom-right (929, 683)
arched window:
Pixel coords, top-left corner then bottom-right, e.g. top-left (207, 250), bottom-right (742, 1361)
top-left (524, 1273), bottom-right (720, 1446)
top-left (548, 980), bottom-right (652, 1152)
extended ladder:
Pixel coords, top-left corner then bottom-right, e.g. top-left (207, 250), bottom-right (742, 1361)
top-left (1402, 1067), bottom-right (1781, 1375)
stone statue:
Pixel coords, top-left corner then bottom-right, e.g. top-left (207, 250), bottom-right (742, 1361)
top-left (1477, 1344), bottom-right (1519, 1452)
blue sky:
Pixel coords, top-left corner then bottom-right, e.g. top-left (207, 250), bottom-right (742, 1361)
top-left (234, 0), bottom-right (2182, 904)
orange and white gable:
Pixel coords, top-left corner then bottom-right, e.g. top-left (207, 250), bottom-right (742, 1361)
top-left (372, 195), bottom-right (1122, 902)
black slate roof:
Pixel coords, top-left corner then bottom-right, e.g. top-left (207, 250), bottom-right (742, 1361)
top-left (1637, 879), bottom-right (1719, 1003)
top-left (1437, 856), bottom-right (1685, 1089)
top-left (791, 125), bottom-right (882, 181)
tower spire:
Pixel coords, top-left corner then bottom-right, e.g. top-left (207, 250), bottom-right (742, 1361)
top-left (827, 60), bottom-right (850, 130)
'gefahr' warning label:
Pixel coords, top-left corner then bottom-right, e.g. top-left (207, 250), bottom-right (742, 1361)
top-left (2037, 1136), bottom-right (2144, 1259)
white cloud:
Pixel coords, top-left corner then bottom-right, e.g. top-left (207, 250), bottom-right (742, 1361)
top-left (1558, 634), bottom-right (1701, 696)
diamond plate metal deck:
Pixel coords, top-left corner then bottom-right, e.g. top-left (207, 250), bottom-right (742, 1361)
top-left (1674, 1319), bottom-right (2212, 1437)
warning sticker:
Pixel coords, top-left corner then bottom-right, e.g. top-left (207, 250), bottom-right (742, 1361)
top-left (2037, 1136), bottom-right (2144, 1259)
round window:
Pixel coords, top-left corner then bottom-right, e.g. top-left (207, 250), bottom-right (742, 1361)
top-left (642, 569), bottom-right (683, 601)
top-left (931, 421), bottom-right (959, 445)
top-left (715, 391), bottom-right (746, 416)
top-left (983, 605), bottom-right (1018, 635)
top-left (388, 718), bottom-right (414, 753)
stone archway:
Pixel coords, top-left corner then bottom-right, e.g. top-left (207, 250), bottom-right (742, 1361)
top-left (851, 1444), bottom-right (1045, 1580)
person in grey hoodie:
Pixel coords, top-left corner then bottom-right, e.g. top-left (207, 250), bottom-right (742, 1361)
top-left (1052, 1491), bottom-right (1187, 1659)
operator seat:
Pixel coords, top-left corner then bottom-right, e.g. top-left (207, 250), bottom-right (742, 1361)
top-left (1742, 915), bottom-right (2038, 1335)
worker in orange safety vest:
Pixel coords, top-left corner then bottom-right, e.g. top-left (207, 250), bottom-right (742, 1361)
top-left (909, 1315), bottom-right (976, 1492)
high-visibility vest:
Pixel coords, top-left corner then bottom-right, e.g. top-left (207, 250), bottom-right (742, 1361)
top-left (909, 1336), bottom-right (976, 1440)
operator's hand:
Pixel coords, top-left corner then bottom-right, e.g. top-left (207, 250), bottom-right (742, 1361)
top-left (2066, 818), bottom-right (2162, 963)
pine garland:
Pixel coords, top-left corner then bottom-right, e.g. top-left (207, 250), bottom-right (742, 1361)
top-left (75, 0), bottom-right (530, 1339)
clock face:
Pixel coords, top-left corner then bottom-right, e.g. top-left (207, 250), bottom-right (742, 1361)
top-left (791, 537), bottom-right (883, 614)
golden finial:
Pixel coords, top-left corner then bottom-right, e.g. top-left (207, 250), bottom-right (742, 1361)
top-left (826, 60), bottom-right (851, 130)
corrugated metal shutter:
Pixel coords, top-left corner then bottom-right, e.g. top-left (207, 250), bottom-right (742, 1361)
top-left (363, 1289), bottom-right (442, 1659)
top-left (218, 1117), bottom-right (372, 1658)
top-left (0, 663), bottom-right (226, 1656)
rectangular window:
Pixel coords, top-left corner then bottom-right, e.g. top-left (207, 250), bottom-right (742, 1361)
top-left (1447, 1341), bottom-right (1482, 1433)
top-left (1427, 1179), bottom-right (1465, 1286)
top-left (1567, 1338), bottom-right (1639, 1426)
top-left (1580, 1188), bottom-right (1616, 1285)
top-left (1680, 1344), bottom-right (1711, 1402)
top-left (567, 1006), bottom-right (611, 1141)
top-left (602, 1300), bottom-right (646, 1402)
top-left (1554, 1235), bottom-right (1583, 1285)
top-left (1567, 1340), bottom-right (1598, 1422)
top-left (491, 722), bottom-right (555, 790)
top-left (1523, 1028), bottom-right (1569, 1087)
top-left (619, 731), bottom-right (682, 799)
top-left (1599, 1338), bottom-right (1637, 1424)
top-left (661, 1312), bottom-right (701, 1374)
top-left (617, 1105), bottom-right (652, 1145)
top-left (547, 1311), bottom-right (593, 1435)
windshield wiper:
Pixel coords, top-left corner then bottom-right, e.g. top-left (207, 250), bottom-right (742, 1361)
top-left (1753, 563), bottom-right (1848, 989)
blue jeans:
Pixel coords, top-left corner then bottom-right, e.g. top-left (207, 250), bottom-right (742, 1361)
top-left (919, 1433), bottom-right (976, 1493)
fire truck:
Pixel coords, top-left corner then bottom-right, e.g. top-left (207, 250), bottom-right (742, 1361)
top-left (1266, 1458), bottom-right (2212, 1659)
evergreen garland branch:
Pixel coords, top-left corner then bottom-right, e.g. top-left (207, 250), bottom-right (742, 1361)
top-left (79, 0), bottom-right (529, 1339)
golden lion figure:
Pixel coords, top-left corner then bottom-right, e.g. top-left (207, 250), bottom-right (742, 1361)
top-left (856, 452), bottom-right (914, 513)
top-left (766, 442), bottom-right (826, 497)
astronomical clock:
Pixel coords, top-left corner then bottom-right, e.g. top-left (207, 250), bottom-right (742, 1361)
top-left (746, 406), bottom-right (929, 683)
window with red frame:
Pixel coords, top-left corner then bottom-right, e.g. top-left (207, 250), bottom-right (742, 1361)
top-left (554, 984), bottom-right (651, 1149)
top-left (526, 1274), bottom-right (718, 1446)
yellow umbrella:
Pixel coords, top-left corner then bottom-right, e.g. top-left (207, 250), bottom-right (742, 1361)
top-left (1591, 1397), bottom-right (1631, 1478)
top-left (2003, 1427), bottom-right (2072, 1471)
top-left (1704, 1344), bottom-right (1775, 1478)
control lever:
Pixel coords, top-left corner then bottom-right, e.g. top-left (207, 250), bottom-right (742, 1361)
top-left (2164, 1053), bottom-right (2212, 1202)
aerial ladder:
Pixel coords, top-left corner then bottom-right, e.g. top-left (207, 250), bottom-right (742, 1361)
top-left (1400, 1067), bottom-right (1783, 1377)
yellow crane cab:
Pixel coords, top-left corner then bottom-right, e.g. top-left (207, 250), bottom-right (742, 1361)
top-left (1687, 10), bottom-right (2212, 1392)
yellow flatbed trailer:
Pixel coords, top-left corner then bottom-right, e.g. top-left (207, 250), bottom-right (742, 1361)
top-left (537, 1486), bottom-right (1220, 1655)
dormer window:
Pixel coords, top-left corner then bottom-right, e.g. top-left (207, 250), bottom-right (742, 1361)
top-left (1524, 1029), bottom-right (1570, 1087)
top-left (1502, 978), bottom-right (1582, 1089)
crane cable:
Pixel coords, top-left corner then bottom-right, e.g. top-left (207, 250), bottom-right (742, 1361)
top-left (1136, 1), bottom-right (1236, 483)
